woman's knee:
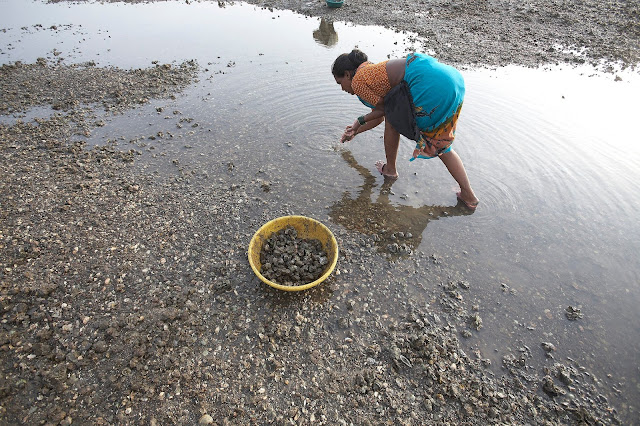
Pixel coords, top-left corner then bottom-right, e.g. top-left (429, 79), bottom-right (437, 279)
top-left (438, 148), bottom-right (460, 164)
top-left (384, 120), bottom-right (399, 135)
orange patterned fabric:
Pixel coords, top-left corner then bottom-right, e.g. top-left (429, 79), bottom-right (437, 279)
top-left (418, 103), bottom-right (463, 154)
top-left (351, 61), bottom-right (391, 107)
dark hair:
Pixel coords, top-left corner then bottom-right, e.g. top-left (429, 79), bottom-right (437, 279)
top-left (331, 49), bottom-right (368, 77)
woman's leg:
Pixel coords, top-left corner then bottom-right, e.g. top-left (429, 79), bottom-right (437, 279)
top-left (380, 120), bottom-right (400, 177)
top-left (439, 149), bottom-right (479, 207)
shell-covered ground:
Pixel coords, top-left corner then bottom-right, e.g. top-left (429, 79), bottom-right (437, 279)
top-left (2, 0), bottom-right (639, 424)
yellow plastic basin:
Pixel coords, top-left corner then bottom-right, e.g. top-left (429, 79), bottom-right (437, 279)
top-left (248, 215), bottom-right (338, 291)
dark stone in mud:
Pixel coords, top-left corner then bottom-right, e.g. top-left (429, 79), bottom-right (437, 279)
top-left (541, 341), bottom-right (556, 352)
top-left (542, 375), bottom-right (566, 397)
top-left (93, 340), bottom-right (108, 353)
top-left (565, 305), bottom-right (584, 320)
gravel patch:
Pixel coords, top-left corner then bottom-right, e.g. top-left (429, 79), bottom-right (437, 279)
top-left (0, 59), bottom-right (198, 115)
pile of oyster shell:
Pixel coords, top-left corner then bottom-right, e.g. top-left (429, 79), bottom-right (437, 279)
top-left (260, 226), bottom-right (329, 286)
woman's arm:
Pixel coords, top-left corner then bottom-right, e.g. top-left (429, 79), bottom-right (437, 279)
top-left (343, 100), bottom-right (385, 141)
top-left (357, 105), bottom-right (385, 127)
top-left (356, 115), bottom-right (384, 133)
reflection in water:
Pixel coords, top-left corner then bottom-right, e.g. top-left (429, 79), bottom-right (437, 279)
top-left (312, 18), bottom-right (338, 47)
top-left (330, 150), bottom-right (472, 255)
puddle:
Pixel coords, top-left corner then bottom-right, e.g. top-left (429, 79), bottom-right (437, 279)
top-left (0, 105), bottom-right (57, 126)
top-left (2, 0), bottom-right (639, 421)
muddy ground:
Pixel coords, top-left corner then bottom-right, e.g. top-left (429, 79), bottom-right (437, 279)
top-left (2, 0), bottom-right (639, 425)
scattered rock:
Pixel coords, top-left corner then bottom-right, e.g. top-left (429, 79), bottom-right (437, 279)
top-left (565, 306), bottom-right (584, 321)
top-left (542, 376), bottom-right (566, 397)
top-left (469, 314), bottom-right (483, 330)
top-left (541, 342), bottom-right (556, 353)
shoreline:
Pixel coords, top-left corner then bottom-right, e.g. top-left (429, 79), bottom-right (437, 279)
top-left (47, 0), bottom-right (640, 71)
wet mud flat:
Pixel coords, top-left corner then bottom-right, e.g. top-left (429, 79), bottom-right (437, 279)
top-left (0, 61), bottom-right (626, 424)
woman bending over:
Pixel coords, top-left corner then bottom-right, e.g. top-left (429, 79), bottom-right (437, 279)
top-left (332, 49), bottom-right (479, 210)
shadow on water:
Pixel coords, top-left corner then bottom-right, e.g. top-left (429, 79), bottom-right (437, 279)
top-left (329, 150), bottom-right (473, 256)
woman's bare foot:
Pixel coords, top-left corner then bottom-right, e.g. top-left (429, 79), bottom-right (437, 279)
top-left (375, 160), bottom-right (398, 179)
top-left (456, 189), bottom-right (479, 210)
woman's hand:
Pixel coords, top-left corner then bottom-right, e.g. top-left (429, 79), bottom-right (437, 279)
top-left (340, 121), bottom-right (360, 143)
top-left (340, 128), bottom-right (354, 143)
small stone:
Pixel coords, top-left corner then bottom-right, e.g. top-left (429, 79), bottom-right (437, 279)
top-left (542, 376), bottom-right (565, 397)
top-left (199, 414), bottom-right (214, 424)
top-left (565, 306), bottom-right (583, 320)
top-left (93, 340), bottom-right (108, 353)
top-left (469, 314), bottom-right (483, 330)
top-left (541, 342), bottom-right (556, 352)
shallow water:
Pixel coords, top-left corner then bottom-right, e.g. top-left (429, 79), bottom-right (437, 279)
top-left (2, 0), bottom-right (639, 420)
